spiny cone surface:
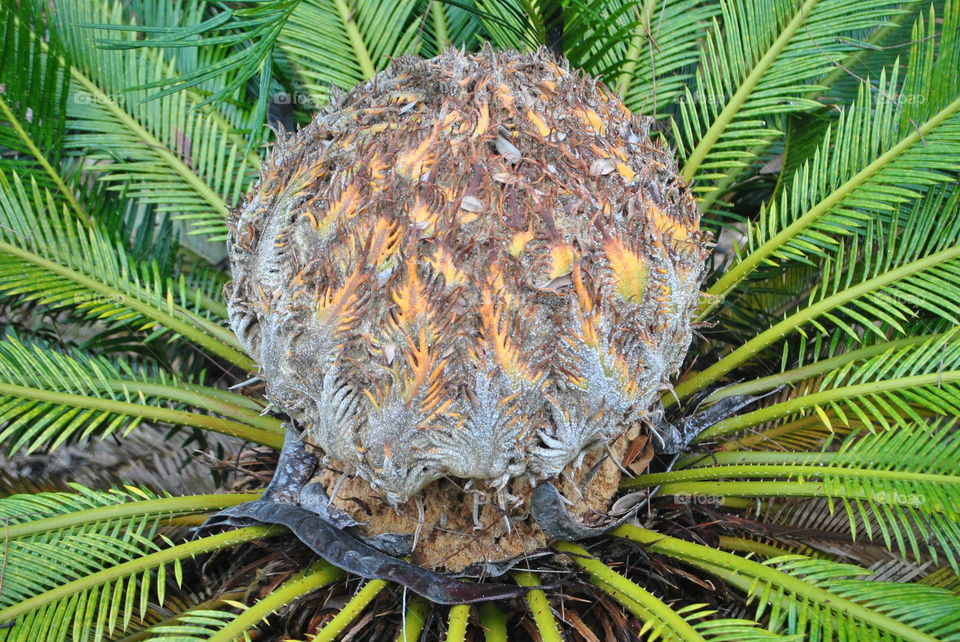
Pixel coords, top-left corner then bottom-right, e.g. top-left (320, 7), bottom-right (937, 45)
top-left (227, 48), bottom-right (709, 567)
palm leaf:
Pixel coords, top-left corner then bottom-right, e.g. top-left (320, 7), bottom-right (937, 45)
top-left (616, 0), bottom-right (720, 118)
top-left (0, 5), bottom-right (79, 218)
top-left (704, 331), bottom-right (960, 437)
top-left (0, 171), bottom-right (255, 369)
top-left (702, 1), bottom-right (960, 317)
top-left (678, 180), bottom-right (960, 400)
top-left (203, 561), bottom-right (343, 642)
top-left (0, 484), bottom-right (263, 642)
top-left (555, 541), bottom-right (796, 641)
top-left (95, 0), bottom-right (301, 153)
top-left (615, 525), bottom-right (952, 640)
top-left (277, 0), bottom-right (423, 106)
top-left (26, 0), bottom-right (262, 242)
top-left (471, 0), bottom-right (545, 51)
top-left (0, 335), bottom-right (281, 453)
top-left (417, 0), bottom-right (484, 56)
top-left (706, 0), bottom-right (936, 210)
top-left (675, 0), bottom-right (922, 194)
top-left (765, 557), bottom-right (960, 640)
top-left (2, 1), bottom-right (959, 640)
top-left (631, 417), bottom-right (960, 572)
top-left (550, 0), bottom-right (641, 78)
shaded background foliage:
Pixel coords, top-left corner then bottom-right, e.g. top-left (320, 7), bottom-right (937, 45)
top-left (0, 0), bottom-right (958, 640)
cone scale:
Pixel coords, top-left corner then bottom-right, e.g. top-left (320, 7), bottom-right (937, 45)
top-left (227, 48), bottom-right (708, 569)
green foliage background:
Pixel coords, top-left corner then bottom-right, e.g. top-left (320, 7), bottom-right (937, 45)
top-left (0, 0), bottom-right (959, 639)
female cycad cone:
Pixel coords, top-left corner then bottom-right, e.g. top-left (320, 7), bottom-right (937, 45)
top-left (226, 47), bottom-right (709, 568)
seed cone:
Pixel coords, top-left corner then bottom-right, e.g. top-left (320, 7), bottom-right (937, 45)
top-left (227, 47), bottom-right (709, 568)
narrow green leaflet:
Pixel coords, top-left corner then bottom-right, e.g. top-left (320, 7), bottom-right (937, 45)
top-left (277, 0), bottom-right (422, 106)
top-left (0, 171), bottom-right (255, 370)
top-left (0, 335), bottom-right (281, 453)
top-left (703, 1), bottom-right (960, 316)
top-left (630, 418), bottom-right (960, 572)
top-left (33, 0), bottom-right (259, 240)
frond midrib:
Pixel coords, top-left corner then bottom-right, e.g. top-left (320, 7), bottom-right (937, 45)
top-left (0, 239), bottom-right (254, 369)
top-left (699, 93), bottom-right (960, 320)
top-left (676, 245), bottom-right (960, 401)
top-left (4, 492), bottom-right (261, 540)
top-left (700, 369), bottom-right (960, 438)
top-left (0, 382), bottom-right (282, 447)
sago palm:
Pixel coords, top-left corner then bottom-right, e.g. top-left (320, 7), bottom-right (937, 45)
top-left (1, 0), bottom-right (959, 640)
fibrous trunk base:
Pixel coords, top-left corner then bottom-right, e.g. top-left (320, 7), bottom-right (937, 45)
top-left (315, 435), bottom-right (630, 571)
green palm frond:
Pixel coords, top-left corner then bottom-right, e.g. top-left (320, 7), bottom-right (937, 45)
top-left (766, 557), bottom-right (960, 640)
top-left (705, 331), bottom-right (960, 437)
top-left (678, 180), bottom-right (960, 400)
top-left (701, 321), bottom-right (954, 448)
top-left (717, 535), bottom-right (826, 561)
top-left (708, 1), bottom-right (936, 210)
top-left (675, 0), bottom-right (923, 196)
top-left (417, 0), bottom-right (484, 56)
top-left (471, 0), bottom-right (544, 52)
top-left (628, 418), bottom-right (960, 572)
top-left (0, 484), bottom-right (264, 642)
top-left (757, 319), bottom-right (951, 393)
top-left (758, 0), bottom-right (935, 206)
top-left (277, 0), bottom-right (423, 105)
top-left (293, 578), bottom-right (387, 641)
top-left (615, 0), bottom-right (719, 118)
top-left (101, 195), bottom-right (233, 324)
top-left (555, 541), bottom-right (796, 641)
top-left (2, 0), bottom-right (960, 639)
top-left (817, 0), bottom-right (937, 107)
top-left (702, 0), bottom-right (960, 316)
top-left (0, 6), bottom-right (79, 218)
top-left (512, 571), bottom-right (563, 642)
top-left (919, 567), bottom-right (960, 593)
top-left (0, 171), bottom-right (254, 369)
top-left (550, 0), bottom-right (640, 76)
top-left (21, 0), bottom-right (262, 241)
top-left (0, 335), bottom-right (281, 453)
top-left (616, 525), bottom-right (953, 641)
top-left (96, 0), bottom-right (300, 152)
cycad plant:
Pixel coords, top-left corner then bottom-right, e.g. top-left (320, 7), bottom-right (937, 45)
top-left (1, 0), bottom-right (960, 640)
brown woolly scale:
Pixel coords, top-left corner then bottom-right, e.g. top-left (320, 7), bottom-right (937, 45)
top-left (227, 47), bottom-right (709, 569)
